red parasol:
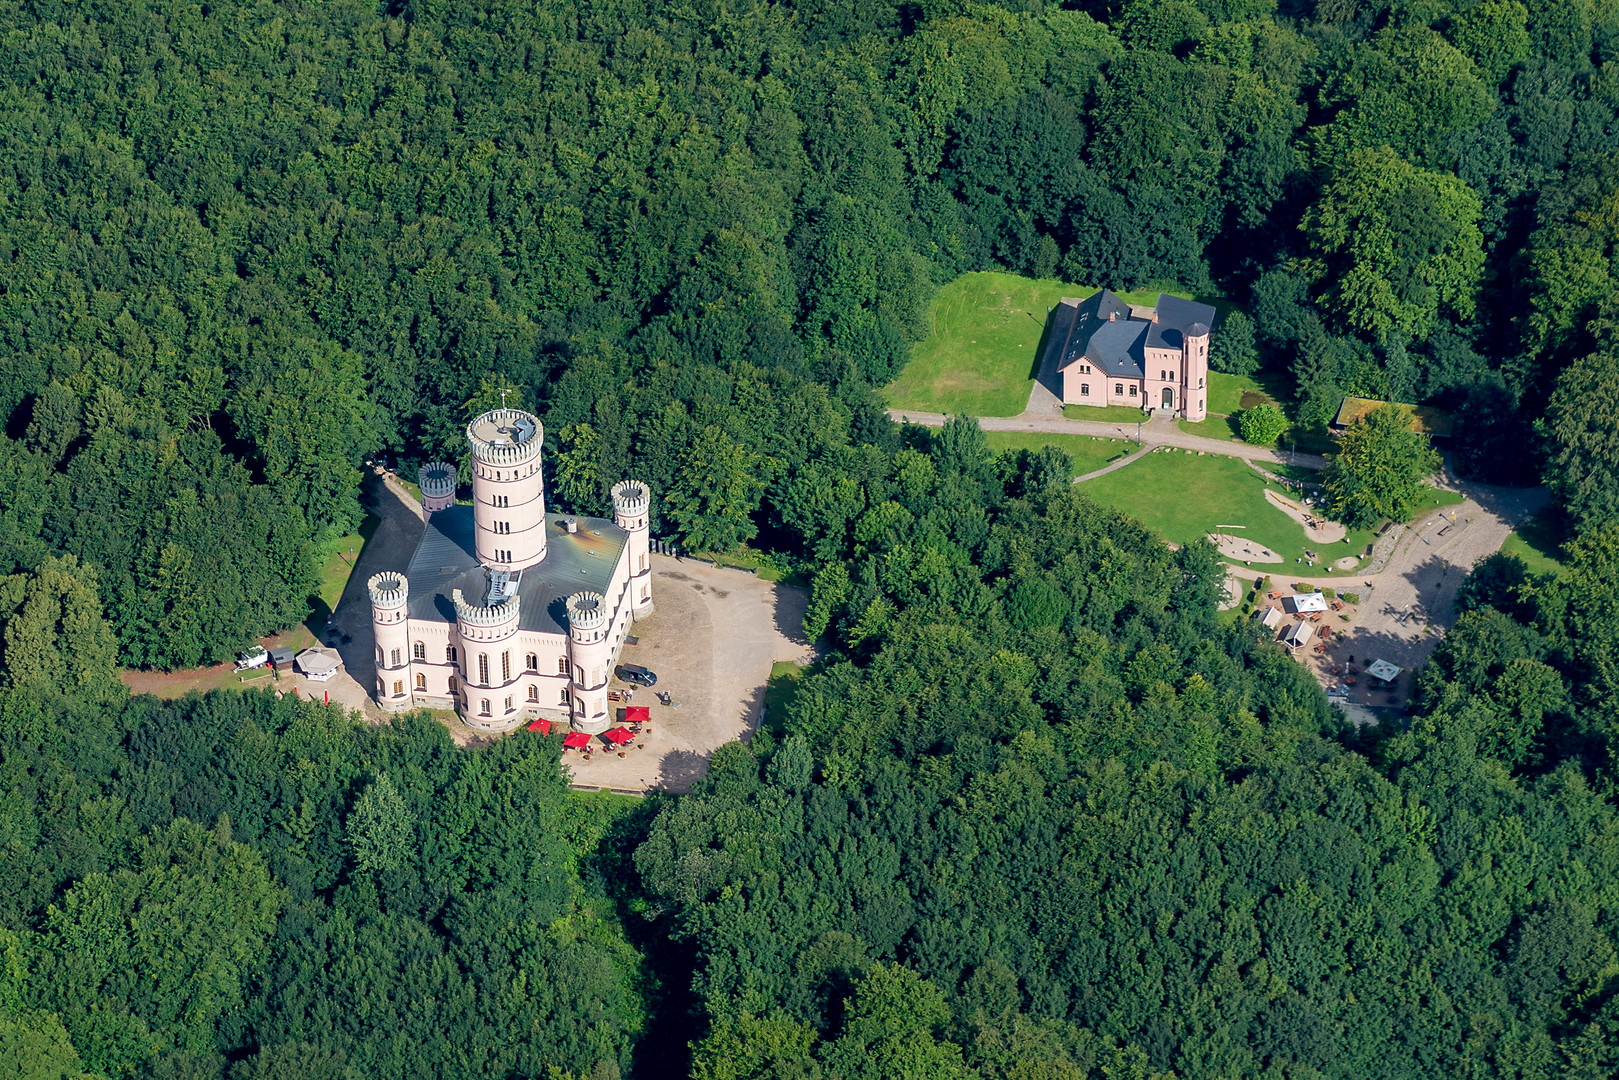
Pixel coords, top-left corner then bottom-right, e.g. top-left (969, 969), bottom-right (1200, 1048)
top-left (625, 705), bottom-right (651, 724)
top-left (526, 718), bottom-right (553, 734)
top-left (604, 727), bottom-right (634, 745)
top-left (562, 732), bottom-right (591, 749)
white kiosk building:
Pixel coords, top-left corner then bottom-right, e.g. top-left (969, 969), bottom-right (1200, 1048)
top-left (369, 408), bottom-right (654, 733)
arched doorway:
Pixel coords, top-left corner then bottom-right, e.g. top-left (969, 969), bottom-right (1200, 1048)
top-left (1162, 387), bottom-right (1174, 409)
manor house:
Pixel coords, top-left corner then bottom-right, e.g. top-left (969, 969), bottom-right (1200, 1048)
top-left (367, 408), bottom-right (653, 734)
top-left (1041, 290), bottom-right (1217, 421)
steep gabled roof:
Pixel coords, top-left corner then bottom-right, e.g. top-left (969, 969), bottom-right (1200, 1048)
top-left (1146, 294), bottom-right (1218, 350)
top-left (1050, 289), bottom-right (1145, 379)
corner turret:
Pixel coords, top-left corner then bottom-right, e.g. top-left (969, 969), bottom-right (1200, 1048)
top-left (419, 461), bottom-right (457, 513)
top-left (368, 572), bottom-right (412, 711)
top-left (612, 479), bottom-right (654, 619)
top-left (566, 591), bottom-right (613, 733)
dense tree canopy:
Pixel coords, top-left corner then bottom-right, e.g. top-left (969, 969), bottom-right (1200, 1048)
top-left (0, 0), bottom-right (1617, 1077)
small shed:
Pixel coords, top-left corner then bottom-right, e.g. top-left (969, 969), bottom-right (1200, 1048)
top-left (1257, 606), bottom-right (1284, 630)
top-left (1281, 622), bottom-right (1314, 650)
top-left (267, 647), bottom-right (295, 669)
top-left (295, 647), bottom-right (342, 682)
top-left (1286, 592), bottom-right (1329, 614)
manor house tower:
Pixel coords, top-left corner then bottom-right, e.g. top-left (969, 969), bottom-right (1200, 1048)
top-left (369, 409), bottom-right (653, 733)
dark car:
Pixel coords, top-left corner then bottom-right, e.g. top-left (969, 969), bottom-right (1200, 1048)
top-left (616, 663), bottom-right (658, 687)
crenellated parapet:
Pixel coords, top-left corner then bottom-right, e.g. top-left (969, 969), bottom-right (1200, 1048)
top-left (466, 409), bottom-right (544, 467)
top-left (368, 571), bottom-right (407, 608)
top-left (611, 480), bottom-right (650, 519)
top-left (419, 461), bottom-right (457, 512)
top-left (566, 591), bottom-right (608, 642)
top-left (452, 588), bottom-right (520, 645)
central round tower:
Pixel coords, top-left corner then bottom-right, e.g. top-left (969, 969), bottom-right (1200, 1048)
top-left (466, 408), bottom-right (546, 571)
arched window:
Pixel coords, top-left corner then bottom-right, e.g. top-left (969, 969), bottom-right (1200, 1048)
top-left (392, 680), bottom-right (404, 697)
top-left (448, 676), bottom-right (458, 693)
top-left (376, 646), bottom-right (384, 664)
top-left (559, 687), bottom-right (571, 705)
top-left (389, 647), bottom-right (401, 667)
top-left (528, 685), bottom-right (539, 702)
top-left (414, 673), bottom-right (426, 691)
top-left (478, 654), bottom-right (490, 684)
top-left (501, 652), bottom-right (511, 681)
top-left (479, 698), bottom-right (491, 715)
top-left (557, 656), bottom-right (569, 675)
top-left (447, 645), bottom-right (458, 664)
top-left (413, 641), bottom-right (425, 660)
top-left (504, 695), bottom-right (514, 714)
top-left (526, 653), bottom-right (539, 671)
top-left (1080, 383), bottom-right (1090, 397)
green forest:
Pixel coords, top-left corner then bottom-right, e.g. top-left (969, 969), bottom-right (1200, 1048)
top-left (3, 0), bottom-right (1619, 1076)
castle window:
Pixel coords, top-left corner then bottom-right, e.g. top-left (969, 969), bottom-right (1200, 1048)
top-left (641, 585), bottom-right (649, 600)
top-left (1129, 384), bottom-right (1137, 396)
top-left (560, 688), bottom-right (570, 705)
top-left (526, 652), bottom-right (539, 671)
top-left (448, 676), bottom-right (458, 693)
top-left (504, 695), bottom-right (514, 714)
top-left (377, 646), bottom-right (384, 665)
top-left (639, 554), bottom-right (648, 571)
top-left (393, 680), bottom-right (404, 697)
top-left (1115, 383), bottom-right (1123, 396)
top-left (528, 685), bottom-right (539, 702)
top-left (1199, 377), bottom-right (1204, 389)
top-left (390, 647), bottom-right (401, 667)
top-left (415, 673), bottom-right (426, 691)
top-left (447, 645), bottom-right (458, 664)
top-left (478, 654), bottom-right (489, 684)
top-left (413, 641), bottom-right (425, 661)
top-left (480, 698), bottom-right (491, 716)
top-left (1080, 383), bottom-right (1090, 397)
top-left (502, 652), bottom-right (511, 681)
top-left (557, 657), bottom-right (569, 675)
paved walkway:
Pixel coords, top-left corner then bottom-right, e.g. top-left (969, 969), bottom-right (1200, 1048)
top-left (888, 408), bottom-right (1330, 471)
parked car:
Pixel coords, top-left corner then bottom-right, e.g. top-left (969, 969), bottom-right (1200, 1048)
top-left (615, 663), bottom-right (658, 687)
top-left (235, 646), bottom-right (269, 671)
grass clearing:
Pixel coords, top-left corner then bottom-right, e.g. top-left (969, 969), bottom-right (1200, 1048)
top-left (986, 431), bottom-right (1132, 476)
top-left (761, 661), bottom-right (806, 738)
top-left (886, 272), bottom-right (1203, 418)
top-left (1206, 372), bottom-right (1281, 417)
top-left (1079, 451), bottom-right (1380, 574)
top-left (1178, 415), bottom-right (1244, 442)
top-left (1063, 402), bottom-right (1154, 424)
top-left (1501, 516), bottom-right (1567, 577)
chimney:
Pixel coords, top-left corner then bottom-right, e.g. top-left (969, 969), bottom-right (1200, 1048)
top-left (1108, 311), bottom-right (1116, 322)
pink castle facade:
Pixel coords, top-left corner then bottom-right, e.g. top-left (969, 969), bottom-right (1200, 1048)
top-left (369, 409), bottom-right (653, 734)
top-left (1042, 291), bottom-right (1216, 421)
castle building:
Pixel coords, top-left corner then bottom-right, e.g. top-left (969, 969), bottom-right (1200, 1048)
top-left (1040, 291), bottom-right (1217, 421)
top-left (368, 408), bottom-right (653, 734)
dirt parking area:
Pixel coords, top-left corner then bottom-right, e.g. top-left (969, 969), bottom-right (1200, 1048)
top-left (564, 556), bottom-right (813, 793)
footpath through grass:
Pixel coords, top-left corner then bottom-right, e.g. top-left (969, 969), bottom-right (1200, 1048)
top-left (1079, 451), bottom-right (1379, 574)
top-left (985, 431), bottom-right (1133, 477)
top-left (886, 271), bottom-right (1179, 418)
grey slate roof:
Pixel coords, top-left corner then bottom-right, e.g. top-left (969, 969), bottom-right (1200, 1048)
top-left (404, 505), bottom-right (628, 636)
top-left (1042, 289), bottom-right (1218, 381)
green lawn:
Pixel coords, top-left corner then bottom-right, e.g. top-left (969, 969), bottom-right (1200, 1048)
top-left (1180, 373), bottom-right (1287, 443)
top-left (1501, 516), bottom-right (1566, 577)
top-left (1063, 403), bottom-right (1154, 424)
top-left (985, 431), bottom-right (1132, 476)
top-left (886, 271), bottom-right (1195, 418)
top-left (1079, 451), bottom-right (1380, 574)
top-left (1178, 414), bottom-right (1244, 442)
top-left (308, 514), bottom-right (380, 631)
top-left (761, 661), bottom-right (806, 738)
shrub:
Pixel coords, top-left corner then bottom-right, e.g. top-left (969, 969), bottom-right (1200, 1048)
top-left (1239, 402), bottom-right (1290, 445)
